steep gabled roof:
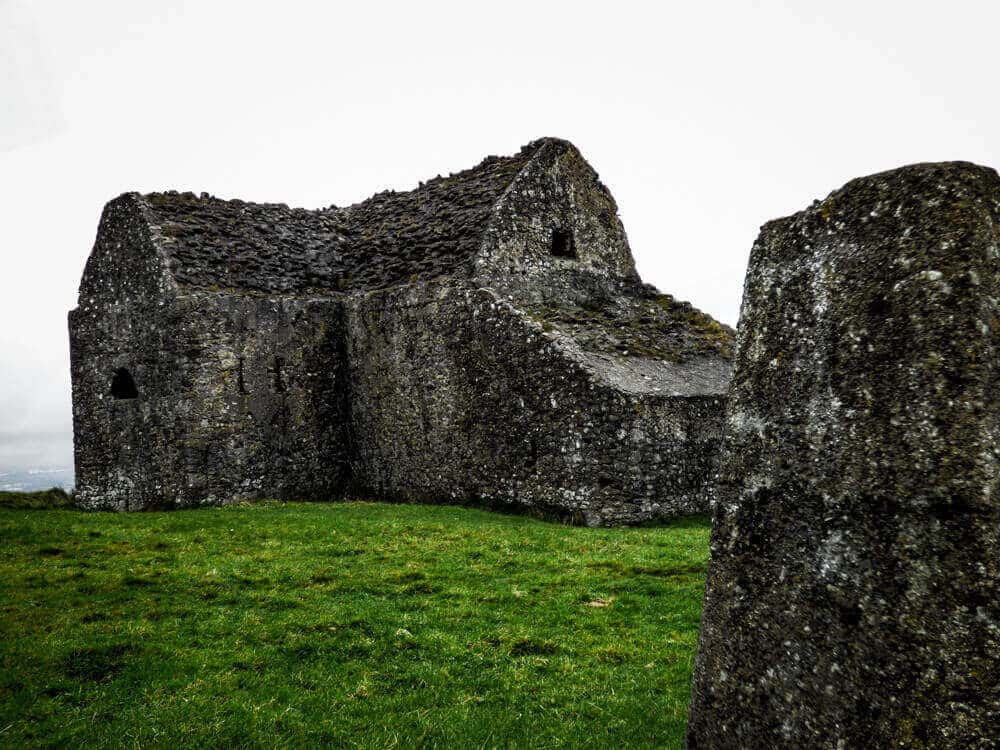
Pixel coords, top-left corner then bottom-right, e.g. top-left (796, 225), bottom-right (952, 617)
top-left (140, 139), bottom-right (556, 294)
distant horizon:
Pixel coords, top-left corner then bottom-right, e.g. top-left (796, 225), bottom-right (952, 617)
top-left (0, 431), bottom-right (73, 478)
top-left (0, 467), bottom-right (73, 492)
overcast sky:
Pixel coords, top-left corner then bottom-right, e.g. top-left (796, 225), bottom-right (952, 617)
top-left (2, 0), bottom-right (998, 473)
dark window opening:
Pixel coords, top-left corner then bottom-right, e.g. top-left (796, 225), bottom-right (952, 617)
top-left (524, 437), bottom-right (539, 469)
top-left (110, 368), bottom-right (138, 400)
top-left (868, 294), bottom-right (891, 320)
top-left (237, 357), bottom-right (248, 395)
top-left (551, 228), bottom-right (577, 259)
top-left (274, 356), bottom-right (286, 392)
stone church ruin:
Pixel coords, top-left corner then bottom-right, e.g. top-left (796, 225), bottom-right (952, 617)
top-left (69, 138), bottom-right (734, 524)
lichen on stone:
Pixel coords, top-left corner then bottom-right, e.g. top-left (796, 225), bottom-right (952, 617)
top-left (688, 160), bottom-right (1000, 749)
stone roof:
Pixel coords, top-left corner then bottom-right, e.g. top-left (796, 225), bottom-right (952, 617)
top-left (141, 139), bottom-right (552, 294)
top-left (522, 285), bottom-right (735, 396)
top-left (524, 286), bottom-right (734, 364)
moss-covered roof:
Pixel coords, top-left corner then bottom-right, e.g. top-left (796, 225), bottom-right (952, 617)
top-left (524, 286), bottom-right (735, 364)
top-left (141, 140), bottom-right (553, 294)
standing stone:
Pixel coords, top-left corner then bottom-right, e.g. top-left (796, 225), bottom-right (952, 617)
top-left (687, 162), bottom-right (1000, 749)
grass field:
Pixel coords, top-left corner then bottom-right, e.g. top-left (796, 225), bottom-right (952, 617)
top-left (0, 500), bottom-right (709, 748)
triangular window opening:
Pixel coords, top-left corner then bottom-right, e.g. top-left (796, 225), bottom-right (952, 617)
top-left (111, 368), bottom-right (139, 400)
top-left (551, 229), bottom-right (577, 259)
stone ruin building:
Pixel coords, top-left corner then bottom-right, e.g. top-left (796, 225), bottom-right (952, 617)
top-left (688, 161), bottom-right (1000, 748)
top-left (69, 138), bottom-right (734, 525)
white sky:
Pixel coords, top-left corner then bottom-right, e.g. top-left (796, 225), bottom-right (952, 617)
top-left (2, 0), bottom-right (998, 471)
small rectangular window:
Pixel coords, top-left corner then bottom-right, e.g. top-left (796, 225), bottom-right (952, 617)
top-left (111, 368), bottom-right (138, 400)
top-left (551, 229), bottom-right (577, 259)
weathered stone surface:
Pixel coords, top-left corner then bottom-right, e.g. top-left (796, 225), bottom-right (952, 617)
top-left (688, 162), bottom-right (1000, 748)
top-left (69, 138), bottom-right (732, 524)
top-left (345, 282), bottom-right (726, 525)
top-left (143, 143), bottom-right (539, 294)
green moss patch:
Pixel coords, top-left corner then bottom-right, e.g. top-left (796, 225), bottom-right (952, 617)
top-left (526, 289), bottom-right (734, 363)
top-left (0, 488), bottom-right (75, 511)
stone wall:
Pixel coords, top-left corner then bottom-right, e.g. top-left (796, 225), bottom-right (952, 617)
top-left (345, 282), bottom-right (725, 525)
top-left (72, 285), bottom-right (350, 509)
top-left (160, 292), bottom-right (351, 507)
top-left (70, 195), bottom-right (182, 509)
top-left (687, 162), bottom-right (1000, 748)
top-left (74, 275), bottom-right (726, 521)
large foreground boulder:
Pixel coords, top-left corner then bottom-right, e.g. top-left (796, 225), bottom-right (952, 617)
top-left (687, 162), bottom-right (1000, 748)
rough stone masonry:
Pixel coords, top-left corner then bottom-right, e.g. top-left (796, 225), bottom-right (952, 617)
top-left (69, 138), bottom-right (733, 525)
top-left (687, 162), bottom-right (1000, 748)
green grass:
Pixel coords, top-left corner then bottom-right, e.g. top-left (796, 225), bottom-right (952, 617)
top-left (0, 501), bottom-right (709, 748)
top-left (0, 487), bottom-right (74, 511)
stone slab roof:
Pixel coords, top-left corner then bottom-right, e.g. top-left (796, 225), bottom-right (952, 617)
top-left (524, 286), bottom-right (734, 363)
top-left (142, 139), bottom-right (549, 294)
top-left (523, 286), bottom-right (734, 396)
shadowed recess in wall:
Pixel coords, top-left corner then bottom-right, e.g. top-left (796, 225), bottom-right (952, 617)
top-left (110, 368), bottom-right (138, 400)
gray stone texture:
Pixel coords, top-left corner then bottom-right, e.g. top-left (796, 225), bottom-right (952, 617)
top-left (688, 162), bottom-right (1000, 748)
top-left (70, 138), bottom-right (732, 524)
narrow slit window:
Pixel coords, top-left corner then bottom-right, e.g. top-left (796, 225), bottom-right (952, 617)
top-left (237, 357), bottom-right (248, 394)
top-left (274, 356), bottom-right (286, 392)
top-left (551, 229), bottom-right (577, 259)
top-left (110, 368), bottom-right (138, 400)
